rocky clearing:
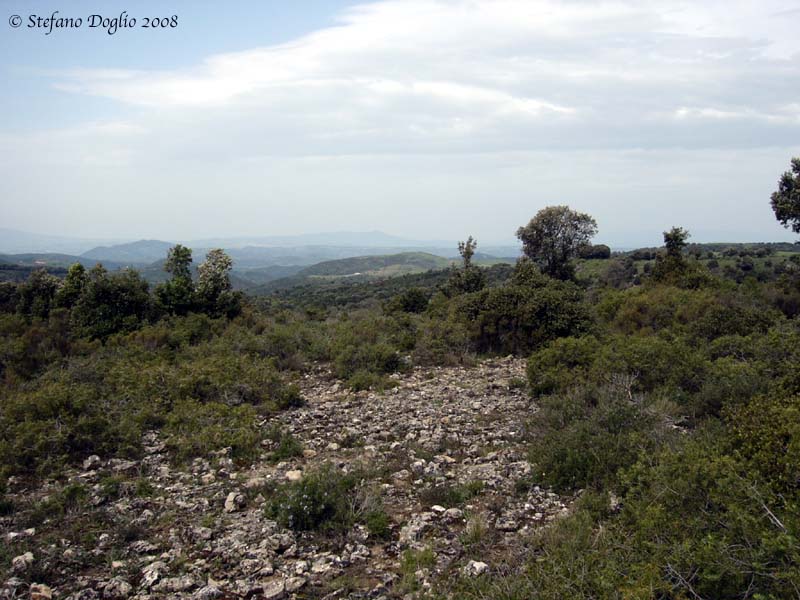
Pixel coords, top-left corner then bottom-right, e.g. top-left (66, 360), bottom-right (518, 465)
top-left (2, 358), bottom-right (571, 599)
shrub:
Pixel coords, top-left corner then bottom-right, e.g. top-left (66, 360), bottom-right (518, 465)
top-left (265, 463), bottom-right (360, 533)
top-left (71, 266), bottom-right (153, 340)
top-left (164, 400), bottom-right (261, 464)
top-left (730, 393), bottom-right (800, 494)
top-left (388, 287), bottom-right (430, 313)
top-left (528, 386), bottom-right (663, 492)
top-left (453, 279), bottom-right (591, 355)
top-left (527, 335), bottom-right (600, 395)
top-left (264, 425), bottom-right (304, 463)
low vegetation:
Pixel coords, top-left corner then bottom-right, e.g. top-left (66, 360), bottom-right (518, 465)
top-left (2, 159), bottom-right (800, 596)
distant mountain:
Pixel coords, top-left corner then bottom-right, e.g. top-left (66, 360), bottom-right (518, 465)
top-left (82, 240), bottom-right (175, 264)
top-left (0, 252), bottom-right (131, 271)
top-left (186, 231), bottom-right (454, 249)
top-left (0, 228), bottom-right (125, 255)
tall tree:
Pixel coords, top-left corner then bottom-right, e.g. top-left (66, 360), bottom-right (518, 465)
top-left (516, 206), bottom-right (598, 280)
top-left (196, 249), bottom-right (241, 317)
top-left (156, 245), bottom-right (195, 316)
top-left (446, 236), bottom-right (486, 296)
top-left (164, 244), bottom-right (193, 280)
top-left (458, 236), bottom-right (477, 268)
top-left (771, 157), bottom-right (800, 234)
top-left (55, 263), bottom-right (87, 309)
top-left (652, 227), bottom-right (690, 282)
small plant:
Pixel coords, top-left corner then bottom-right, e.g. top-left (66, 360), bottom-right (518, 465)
top-left (363, 508), bottom-right (391, 540)
top-left (265, 463), bottom-right (359, 533)
top-left (264, 425), bottom-right (304, 463)
top-left (419, 480), bottom-right (484, 508)
top-left (508, 377), bottom-right (528, 391)
top-left (134, 478), bottom-right (155, 497)
top-left (460, 514), bottom-right (490, 550)
top-left (399, 546), bottom-right (437, 593)
top-left (100, 475), bottom-right (127, 500)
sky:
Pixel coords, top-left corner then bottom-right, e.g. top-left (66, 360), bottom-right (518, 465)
top-left (1, 0), bottom-right (799, 247)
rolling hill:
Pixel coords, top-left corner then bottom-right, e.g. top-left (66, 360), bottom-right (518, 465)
top-left (299, 252), bottom-right (452, 277)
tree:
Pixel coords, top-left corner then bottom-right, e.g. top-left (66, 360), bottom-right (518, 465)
top-left (196, 249), bottom-right (241, 317)
top-left (71, 265), bottom-right (152, 339)
top-left (16, 269), bottom-right (61, 319)
top-left (156, 245), bottom-right (196, 316)
top-left (516, 206), bottom-right (598, 280)
top-left (164, 244), bottom-right (193, 279)
top-left (55, 263), bottom-right (87, 309)
top-left (445, 236), bottom-right (486, 296)
top-left (771, 157), bottom-right (800, 234)
top-left (458, 236), bottom-right (477, 268)
top-left (663, 226), bottom-right (689, 258)
top-left (652, 227), bottom-right (712, 288)
top-left (579, 244), bottom-right (611, 259)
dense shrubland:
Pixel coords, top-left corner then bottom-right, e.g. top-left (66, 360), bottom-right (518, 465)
top-left (2, 177), bottom-right (800, 596)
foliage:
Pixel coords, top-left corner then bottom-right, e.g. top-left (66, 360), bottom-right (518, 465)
top-left (196, 248), bottom-right (242, 318)
top-left (527, 386), bottom-right (665, 492)
top-left (16, 268), bottom-right (61, 319)
top-left (445, 236), bottom-right (486, 296)
top-left (578, 243), bottom-right (611, 259)
top-left (265, 463), bottom-right (387, 534)
top-left (71, 265), bottom-right (153, 340)
top-left (0, 314), bottom-right (303, 477)
top-left (387, 287), bottom-right (429, 313)
top-left (516, 205), bottom-right (598, 279)
top-left (452, 264), bottom-right (591, 355)
top-left (771, 157), bottom-right (800, 234)
top-left (155, 244), bottom-right (196, 316)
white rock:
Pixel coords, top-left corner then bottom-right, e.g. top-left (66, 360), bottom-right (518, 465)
top-left (261, 580), bottom-right (286, 600)
top-left (285, 470), bottom-right (303, 482)
top-left (11, 552), bottom-right (33, 573)
top-left (224, 492), bottom-right (245, 513)
top-left (465, 560), bottom-right (489, 576)
top-left (443, 508), bottom-right (464, 522)
top-left (286, 576), bottom-right (307, 592)
top-left (83, 455), bottom-right (102, 470)
top-left (29, 583), bottom-right (52, 600)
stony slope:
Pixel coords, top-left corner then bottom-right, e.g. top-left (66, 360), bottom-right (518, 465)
top-left (2, 358), bottom-right (571, 599)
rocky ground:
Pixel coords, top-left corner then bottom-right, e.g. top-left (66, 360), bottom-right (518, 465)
top-left (2, 358), bottom-right (571, 599)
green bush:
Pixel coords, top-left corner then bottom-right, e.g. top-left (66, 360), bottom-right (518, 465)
top-left (164, 400), bottom-right (261, 464)
top-left (387, 287), bottom-right (430, 313)
top-left (265, 463), bottom-right (360, 533)
top-left (528, 387), bottom-right (664, 492)
top-left (453, 279), bottom-right (591, 355)
top-left (264, 425), bottom-right (304, 463)
top-left (527, 335), bottom-right (601, 395)
top-left (731, 393), bottom-right (800, 494)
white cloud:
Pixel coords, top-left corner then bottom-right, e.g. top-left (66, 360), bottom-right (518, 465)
top-left (2, 0), bottom-right (800, 242)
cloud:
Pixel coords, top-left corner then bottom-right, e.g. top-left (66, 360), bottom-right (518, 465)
top-left (39, 0), bottom-right (798, 161)
top-left (2, 0), bottom-right (800, 242)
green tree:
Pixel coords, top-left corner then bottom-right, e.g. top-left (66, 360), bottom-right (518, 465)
top-left (458, 236), bottom-right (477, 268)
top-left (445, 236), bottom-right (486, 296)
top-left (516, 206), bottom-right (598, 280)
top-left (16, 269), bottom-right (61, 319)
top-left (771, 157), bottom-right (800, 234)
top-left (55, 263), bottom-right (87, 309)
top-left (196, 249), bottom-right (241, 317)
top-left (164, 244), bottom-right (193, 279)
top-left (156, 245), bottom-right (196, 316)
top-left (652, 227), bottom-right (690, 282)
top-left (71, 265), bottom-right (152, 339)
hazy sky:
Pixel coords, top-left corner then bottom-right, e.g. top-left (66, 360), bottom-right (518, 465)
top-left (1, 0), bottom-right (799, 246)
